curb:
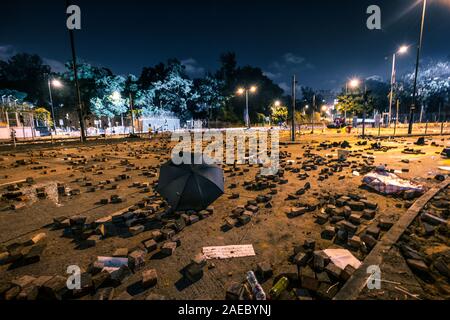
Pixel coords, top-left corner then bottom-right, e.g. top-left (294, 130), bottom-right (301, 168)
top-left (333, 179), bottom-right (450, 300)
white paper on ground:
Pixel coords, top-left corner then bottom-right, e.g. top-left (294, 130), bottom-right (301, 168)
top-left (102, 266), bottom-right (120, 274)
top-left (323, 248), bottom-right (361, 270)
top-left (438, 166), bottom-right (450, 172)
top-left (202, 244), bottom-right (256, 259)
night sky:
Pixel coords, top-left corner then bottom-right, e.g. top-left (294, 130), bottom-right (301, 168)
top-left (1, 0), bottom-right (450, 92)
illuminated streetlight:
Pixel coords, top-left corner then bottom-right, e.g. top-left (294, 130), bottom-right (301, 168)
top-left (274, 100), bottom-right (281, 107)
top-left (348, 78), bottom-right (360, 89)
top-left (397, 45), bottom-right (408, 55)
top-left (388, 45), bottom-right (409, 126)
top-left (47, 77), bottom-right (64, 132)
top-left (51, 79), bottom-right (63, 88)
top-left (236, 86), bottom-right (257, 128)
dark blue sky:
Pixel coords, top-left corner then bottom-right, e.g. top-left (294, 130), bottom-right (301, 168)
top-left (1, 0), bottom-right (450, 92)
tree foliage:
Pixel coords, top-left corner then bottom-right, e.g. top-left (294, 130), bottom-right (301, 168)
top-left (0, 53), bottom-right (50, 105)
top-left (271, 104), bottom-right (288, 124)
top-left (90, 75), bottom-right (128, 117)
top-left (63, 60), bottom-right (113, 115)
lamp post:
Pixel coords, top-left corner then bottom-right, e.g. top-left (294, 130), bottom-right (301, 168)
top-left (348, 78), bottom-right (368, 138)
top-left (344, 78), bottom-right (360, 124)
top-left (388, 46), bottom-right (408, 127)
top-left (270, 100), bottom-right (281, 127)
top-left (237, 86), bottom-right (257, 128)
top-left (66, 0), bottom-right (86, 142)
top-left (47, 77), bottom-right (62, 132)
top-left (129, 92), bottom-right (135, 135)
top-left (311, 94), bottom-right (316, 134)
top-left (408, 0), bottom-right (427, 135)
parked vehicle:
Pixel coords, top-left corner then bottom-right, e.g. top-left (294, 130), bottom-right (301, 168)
top-left (327, 118), bottom-right (346, 129)
top-left (35, 126), bottom-right (51, 136)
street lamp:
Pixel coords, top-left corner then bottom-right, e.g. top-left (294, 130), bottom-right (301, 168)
top-left (48, 77), bottom-right (63, 132)
top-left (274, 100), bottom-right (281, 107)
top-left (111, 91), bottom-right (121, 101)
top-left (343, 78), bottom-right (360, 123)
top-left (348, 78), bottom-right (360, 90)
top-left (236, 86), bottom-right (257, 128)
top-left (347, 78), bottom-right (369, 138)
top-left (408, 0), bottom-right (427, 135)
top-left (52, 79), bottom-right (63, 88)
top-left (388, 45), bottom-right (409, 126)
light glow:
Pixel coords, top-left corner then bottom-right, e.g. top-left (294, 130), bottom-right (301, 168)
top-left (397, 45), bottom-right (409, 54)
top-left (349, 78), bottom-right (360, 88)
top-left (111, 91), bottom-right (121, 100)
top-left (51, 79), bottom-right (63, 88)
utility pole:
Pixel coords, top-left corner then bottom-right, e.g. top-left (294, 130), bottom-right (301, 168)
top-left (394, 99), bottom-right (399, 135)
top-left (291, 75), bottom-right (297, 141)
top-left (438, 102), bottom-right (441, 123)
top-left (66, 0), bottom-right (86, 142)
top-left (408, 0), bottom-right (427, 135)
top-left (311, 94), bottom-right (315, 134)
top-left (362, 84), bottom-right (367, 139)
top-left (388, 53), bottom-right (396, 127)
top-left (47, 76), bottom-right (57, 132)
top-left (245, 90), bottom-right (250, 128)
top-left (129, 93), bottom-right (135, 134)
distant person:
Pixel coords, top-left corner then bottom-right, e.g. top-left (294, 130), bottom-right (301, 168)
top-left (148, 127), bottom-right (153, 139)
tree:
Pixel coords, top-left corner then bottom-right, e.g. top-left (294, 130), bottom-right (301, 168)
top-left (365, 78), bottom-right (390, 113)
top-left (221, 62), bottom-right (284, 123)
top-left (336, 93), bottom-right (365, 116)
top-left (401, 59), bottom-right (450, 115)
top-left (90, 75), bottom-right (128, 118)
top-left (63, 60), bottom-right (113, 115)
top-left (300, 87), bottom-right (325, 113)
top-left (152, 59), bottom-right (197, 120)
top-left (0, 89), bottom-right (28, 104)
top-left (216, 52), bottom-right (237, 88)
top-left (0, 53), bottom-right (51, 105)
top-left (271, 103), bottom-right (288, 124)
top-left (193, 75), bottom-right (227, 119)
top-left (139, 63), bottom-right (167, 90)
top-left (34, 107), bottom-right (53, 127)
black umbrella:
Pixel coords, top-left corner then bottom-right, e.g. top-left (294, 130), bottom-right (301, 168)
top-left (157, 154), bottom-right (224, 211)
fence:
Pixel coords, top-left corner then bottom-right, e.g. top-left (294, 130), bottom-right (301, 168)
top-left (0, 108), bottom-right (38, 139)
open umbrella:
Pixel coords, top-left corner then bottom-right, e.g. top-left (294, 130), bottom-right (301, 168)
top-left (157, 154), bottom-right (224, 211)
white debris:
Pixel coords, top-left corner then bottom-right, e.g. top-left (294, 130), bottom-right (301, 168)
top-left (202, 244), bottom-right (256, 259)
top-left (362, 170), bottom-right (425, 194)
top-left (324, 248), bottom-right (361, 270)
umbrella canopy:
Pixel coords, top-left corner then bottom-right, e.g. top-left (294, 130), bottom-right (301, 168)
top-left (157, 154), bottom-right (224, 211)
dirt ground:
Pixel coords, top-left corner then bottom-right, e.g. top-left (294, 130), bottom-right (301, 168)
top-left (0, 130), bottom-right (448, 300)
